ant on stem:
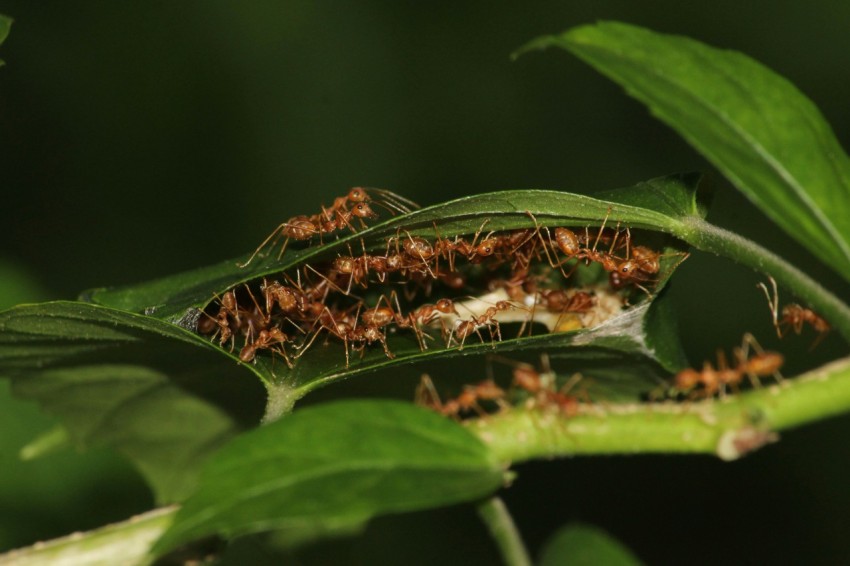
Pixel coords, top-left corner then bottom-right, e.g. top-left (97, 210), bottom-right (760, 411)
top-left (671, 333), bottom-right (784, 398)
top-left (415, 374), bottom-right (507, 419)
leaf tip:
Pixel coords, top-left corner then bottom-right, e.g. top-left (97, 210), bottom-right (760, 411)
top-left (511, 35), bottom-right (557, 61)
top-left (0, 14), bottom-right (12, 46)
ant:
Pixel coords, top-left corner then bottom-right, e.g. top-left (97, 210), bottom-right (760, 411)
top-left (301, 303), bottom-right (395, 368)
top-left (238, 327), bottom-right (294, 368)
top-left (196, 290), bottom-right (244, 350)
top-left (415, 374), bottom-right (507, 419)
top-left (671, 333), bottom-right (784, 398)
top-left (544, 212), bottom-right (627, 278)
top-left (448, 298), bottom-right (525, 349)
top-left (758, 277), bottom-right (831, 349)
top-left (489, 353), bottom-right (583, 415)
top-left (239, 187), bottom-right (417, 268)
top-left (390, 292), bottom-right (459, 350)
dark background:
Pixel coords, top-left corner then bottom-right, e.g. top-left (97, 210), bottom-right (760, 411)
top-left (2, 2), bottom-right (850, 563)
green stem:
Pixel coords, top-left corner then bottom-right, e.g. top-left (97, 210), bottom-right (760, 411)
top-left (677, 217), bottom-right (850, 342)
top-left (476, 496), bottom-right (532, 566)
top-left (0, 506), bottom-right (177, 566)
top-left (469, 356), bottom-right (850, 463)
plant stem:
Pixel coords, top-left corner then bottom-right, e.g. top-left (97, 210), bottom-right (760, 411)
top-left (677, 216), bottom-right (850, 342)
top-left (0, 506), bottom-right (177, 566)
top-left (476, 496), bottom-right (532, 566)
top-left (469, 356), bottom-right (850, 463)
top-left (7, 358), bottom-right (850, 563)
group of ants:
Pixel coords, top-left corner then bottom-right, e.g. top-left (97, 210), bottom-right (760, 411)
top-left (196, 187), bottom-right (831, 419)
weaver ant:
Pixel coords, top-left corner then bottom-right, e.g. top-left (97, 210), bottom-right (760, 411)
top-left (196, 290), bottom-right (249, 350)
top-left (758, 277), bottom-right (831, 348)
top-left (391, 293), bottom-right (459, 350)
top-left (446, 297), bottom-right (527, 349)
top-left (239, 187), bottom-right (418, 267)
top-left (489, 353), bottom-right (583, 415)
top-left (239, 327), bottom-right (294, 367)
top-left (300, 303), bottom-right (395, 368)
top-left (416, 374), bottom-right (507, 419)
top-left (671, 333), bottom-right (784, 398)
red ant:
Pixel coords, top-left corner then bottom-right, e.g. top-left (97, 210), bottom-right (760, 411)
top-left (415, 374), bottom-right (507, 418)
top-left (758, 277), bottom-right (831, 348)
top-left (300, 303), bottom-right (395, 368)
top-left (448, 299), bottom-right (525, 349)
top-left (489, 353), bottom-right (583, 415)
top-left (239, 327), bottom-right (294, 367)
top-left (671, 333), bottom-right (784, 398)
top-left (240, 187), bottom-right (417, 268)
top-left (390, 292), bottom-right (459, 350)
top-left (196, 290), bottom-right (245, 350)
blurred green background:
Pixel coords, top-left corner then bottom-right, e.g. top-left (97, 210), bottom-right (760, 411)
top-left (2, 2), bottom-right (850, 563)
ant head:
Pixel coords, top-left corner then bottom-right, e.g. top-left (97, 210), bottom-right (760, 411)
top-left (352, 202), bottom-right (379, 219)
top-left (618, 259), bottom-right (638, 275)
top-left (348, 187), bottom-right (369, 202)
top-left (475, 238), bottom-right (497, 256)
top-left (435, 298), bottom-right (458, 314)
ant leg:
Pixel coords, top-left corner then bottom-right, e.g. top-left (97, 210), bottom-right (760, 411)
top-left (591, 207), bottom-right (613, 252)
top-left (468, 219), bottom-right (492, 251)
top-left (238, 224), bottom-right (287, 268)
top-left (415, 374), bottom-right (443, 410)
top-left (378, 330), bottom-right (395, 360)
top-left (304, 263), bottom-right (350, 297)
top-left (524, 211), bottom-right (557, 269)
top-left (366, 188), bottom-right (422, 214)
top-left (757, 277), bottom-right (782, 338)
top-left (294, 323), bottom-right (324, 360)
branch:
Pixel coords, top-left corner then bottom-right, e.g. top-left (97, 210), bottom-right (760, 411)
top-left (469, 356), bottom-right (850, 463)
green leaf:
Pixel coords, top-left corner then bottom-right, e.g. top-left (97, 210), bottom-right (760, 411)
top-left (81, 175), bottom-right (703, 419)
top-left (0, 302), bottom-right (267, 503)
top-left (85, 174), bottom-right (704, 323)
top-left (283, 299), bottom-right (681, 415)
top-left (0, 14), bottom-right (11, 66)
top-left (539, 523), bottom-right (643, 566)
top-left (152, 400), bottom-right (505, 555)
top-left (520, 21), bottom-right (850, 283)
